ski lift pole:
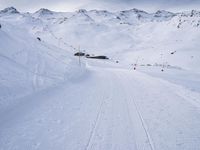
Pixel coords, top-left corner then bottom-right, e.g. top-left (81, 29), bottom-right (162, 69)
top-left (160, 53), bottom-right (164, 72)
top-left (78, 45), bottom-right (81, 67)
top-left (161, 62), bottom-right (165, 72)
top-left (134, 56), bottom-right (139, 70)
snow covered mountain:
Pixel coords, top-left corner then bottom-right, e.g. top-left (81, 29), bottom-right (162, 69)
top-left (1, 5), bottom-right (200, 111)
top-left (1, 6), bottom-right (200, 110)
top-left (27, 8), bottom-right (200, 71)
top-left (0, 7), bottom-right (200, 150)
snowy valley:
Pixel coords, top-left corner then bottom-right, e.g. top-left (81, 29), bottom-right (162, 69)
top-left (0, 7), bottom-right (200, 150)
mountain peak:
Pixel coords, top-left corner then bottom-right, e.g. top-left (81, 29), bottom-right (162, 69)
top-left (131, 8), bottom-right (147, 13)
top-left (154, 10), bottom-right (175, 17)
top-left (35, 8), bottom-right (54, 15)
top-left (0, 7), bottom-right (19, 14)
top-left (90, 10), bottom-right (109, 13)
top-left (120, 8), bottom-right (147, 14)
top-left (77, 9), bottom-right (87, 14)
top-left (190, 10), bottom-right (200, 17)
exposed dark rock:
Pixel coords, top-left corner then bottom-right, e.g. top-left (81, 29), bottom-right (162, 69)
top-left (77, 9), bottom-right (87, 14)
top-left (116, 16), bottom-right (121, 20)
top-left (37, 37), bottom-right (41, 41)
top-left (0, 7), bottom-right (19, 14)
top-left (171, 51), bottom-right (176, 54)
top-left (35, 8), bottom-right (54, 16)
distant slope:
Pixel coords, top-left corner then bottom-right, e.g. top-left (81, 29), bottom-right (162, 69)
top-left (26, 7), bottom-right (200, 72)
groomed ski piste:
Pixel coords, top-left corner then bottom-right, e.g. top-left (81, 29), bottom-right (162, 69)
top-left (0, 7), bottom-right (200, 150)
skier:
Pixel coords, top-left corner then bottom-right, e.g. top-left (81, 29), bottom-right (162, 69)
top-left (0, 24), bottom-right (1, 29)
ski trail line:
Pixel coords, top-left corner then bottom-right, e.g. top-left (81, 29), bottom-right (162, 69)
top-left (116, 73), bottom-right (138, 150)
top-left (124, 97), bottom-right (138, 150)
top-left (131, 98), bottom-right (156, 150)
top-left (84, 69), bottom-right (113, 150)
top-left (117, 71), bottom-right (156, 150)
top-left (84, 95), bottom-right (105, 150)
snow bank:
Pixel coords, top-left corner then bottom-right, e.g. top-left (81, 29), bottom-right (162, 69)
top-left (0, 22), bottom-right (87, 110)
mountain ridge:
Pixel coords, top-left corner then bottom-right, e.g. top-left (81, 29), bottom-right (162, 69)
top-left (1, 6), bottom-right (200, 18)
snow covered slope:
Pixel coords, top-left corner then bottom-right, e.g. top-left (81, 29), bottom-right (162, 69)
top-left (1, 60), bottom-right (200, 150)
top-left (0, 12), bottom-right (85, 110)
top-left (0, 7), bottom-right (200, 150)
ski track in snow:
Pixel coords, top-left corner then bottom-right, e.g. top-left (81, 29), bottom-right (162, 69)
top-left (84, 85), bottom-right (108, 150)
top-left (116, 72), bottom-right (155, 150)
top-left (0, 62), bottom-right (200, 150)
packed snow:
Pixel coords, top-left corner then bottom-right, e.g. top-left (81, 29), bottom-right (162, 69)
top-left (0, 7), bottom-right (200, 150)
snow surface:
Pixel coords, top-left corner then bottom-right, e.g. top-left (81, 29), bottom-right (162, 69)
top-left (0, 7), bottom-right (200, 150)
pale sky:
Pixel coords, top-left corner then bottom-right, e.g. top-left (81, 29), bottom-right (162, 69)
top-left (0, 0), bottom-right (200, 13)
